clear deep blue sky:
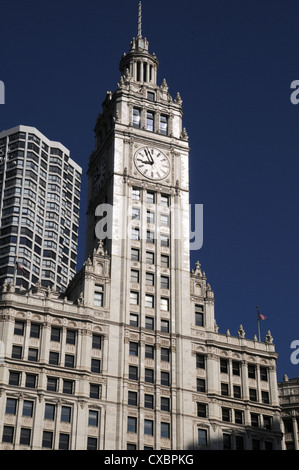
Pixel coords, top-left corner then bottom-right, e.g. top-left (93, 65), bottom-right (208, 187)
top-left (0, 0), bottom-right (298, 381)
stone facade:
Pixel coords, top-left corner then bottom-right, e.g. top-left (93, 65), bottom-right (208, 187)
top-left (0, 6), bottom-right (283, 450)
top-left (278, 375), bottom-right (299, 450)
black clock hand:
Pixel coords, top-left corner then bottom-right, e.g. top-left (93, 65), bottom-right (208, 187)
top-left (144, 148), bottom-right (154, 164)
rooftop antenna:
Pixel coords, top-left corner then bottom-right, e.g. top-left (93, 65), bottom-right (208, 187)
top-left (138, 1), bottom-right (142, 38)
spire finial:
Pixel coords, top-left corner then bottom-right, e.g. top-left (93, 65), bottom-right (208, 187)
top-left (138, 1), bottom-right (142, 38)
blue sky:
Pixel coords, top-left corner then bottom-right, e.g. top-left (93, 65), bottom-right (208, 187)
top-left (0, 0), bottom-right (299, 381)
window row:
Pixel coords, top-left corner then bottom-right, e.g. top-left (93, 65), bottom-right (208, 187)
top-left (132, 208), bottom-right (170, 226)
top-left (13, 321), bottom-right (102, 349)
top-left (128, 366), bottom-right (170, 386)
top-left (130, 291), bottom-right (169, 311)
top-left (11, 346), bottom-right (102, 372)
top-left (197, 354), bottom-right (269, 380)
top-left (129, 313), bottom-right (170, 332)
top-left (128, 391), bottom-right (170, 411)
top-left (133, 108), bottom-right (169, 135)
top-left (129, 342), bottom-right (170, 362)
top-left (197, 429), bottom-right (274, 450)
top-left (131, 248), bottom-right (170, 268)
top-left (8, 371), bottom-right (101, 398)
top-left (131, 188), bottom-right (169, 206)
top-left (130, 269), bottom-right (170, 289)
top-left (131, 227), bottom-right (170, 246)
top-left (2, 426), bottom-right (98, 450)
top-left (127, 416), bottom-right (171, 439)
top-left (196, 378), bottom-right (270, 403)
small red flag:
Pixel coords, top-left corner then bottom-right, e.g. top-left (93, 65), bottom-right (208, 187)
top-left (258, 311), bottom-right (267, 320)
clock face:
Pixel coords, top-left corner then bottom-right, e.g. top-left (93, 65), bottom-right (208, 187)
top-left (93, 158), bottom-right (107, 192)
top-left (134, 147), bottom-right (170, 180)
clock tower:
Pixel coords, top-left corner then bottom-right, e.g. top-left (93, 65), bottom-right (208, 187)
top-left (84, 2), bottom-right (192, 447)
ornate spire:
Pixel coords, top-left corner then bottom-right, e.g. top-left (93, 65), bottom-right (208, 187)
top-left (137, 1), bottom-right (142, 38)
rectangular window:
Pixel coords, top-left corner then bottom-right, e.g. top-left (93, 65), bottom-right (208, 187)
top-left (236, 435), bottom-right (244, 450)
top-left (28, 348), bottom-right (38, 362)
top-left (91, 358), bottom-right (101, 373)
top-left (127, 417), bottom-right (137, 433)
top-left (130, 291), bottom-right (139, 305)
top-left (161, 422), bottom-right (170, 439)
top-left (160, 297), bottom-right (169, 311)
top-left (90, 384), bottom-right (100, 399)
top-left (146, 112), bottom-right (154, 132)
top-left (49, 351), bottom-right (59, 365)
top-left (197, 378), bottom-right (206, 393)
top-left (92, 334), bottom-right (102, 350)
top-left (128, 391), bottom-right (138, 406)
top-left (5, 398), bottom-right (17, 415)
top-left (220, 359), bottom-right (228, 374)
top-left (249, 388), bottom-right (257, 401)
top-left (198, 429), bottom-right (207, 447)
top-left (59, 433), bottom-right (69, 450)
top-left (145, 294), bottom-right (154, 308)
top-left (131, 248), bottom-right (140, 261)
top-left (130, 313), bottom-right (139, 327)
top-left (23, 400), bottom-right (34, 417)
top-left (248, 364), bottom-right (256, 379)
top-left (147, 210), bottom-right (155, 224)
top-left (232, 361), bottom-right (240, 376)
top-left (42, 431), bottom-right (53, 449)
top-left (144, 419), bottom-right (154, 436)
top-left (197, 403), bottom-right (207, 418)
top-left (25, 374), bottom-right (37, 389)
top-left (262, 391), bottom-right (270, 404)
top-left (63, 379), bottom-right (74, 394)
top-left (131, 227), bottom-right (140, 241)
top-left (145, 345), bottom-right (154, 359)
top-left (160, 214), bottom-right (169, 227)
top-left (195, 304), bottom-right (204, 326)
top-left (161, 397), bottom-right (170, 412)
top-left (221, 383), bottom-right (229, 396)
top-left (251, 413), bottom-right (259, 427)
top-left (235, 410), bottom-right (243, 424)
top-left (160, 115), bottom-right (168, 135)
top-left (132, 207), bottom-right (140, 220)
top-left (146, 230), bottom-right (155, 243)
top-left (223, 433), bottom-right (232, 450)
top-left (47, 377), bottom-right (58, 392)
top-left (146, 251), bottom-right (154, 264)
top-left (161, 371), bottom-right (170, 386)
top-left (145, 394), bottom-right (154, 409)
top-left (94, 286), bottom-right (103, 307)
top-left (129, 366), bottom-right (138, 381)
top-left (61, 406), bottom-right (72, 423)
top-left (145, 316), bottom-right (154, 330)
top-left (161, 347), bottom-right (170, 362)
top-left (145, 368), bottom-right (154, 383)
top-left (161, 255), bottom-right (169, 268)
top-left (12, 345), bottom-right (22, 359)
top-left (132, 187), bottom-right (141, 200)
top-left (161, 234), bottom-right (169, 247)
top-left (19, 428), bottom-right (31, 446)
top-left (263, 415), bottom-right (272, 430)
top-left (65, 354), bottom-right (75, 368)
top-left (130, 269), bottom-right (139, 283)
top-left (161, 276), bottom-right (169, 289)
top-left (161, 319), bottom-right (169, 333)
top-left (233, 385), bottom-right (241, 398)
top-left (196, 354), bottom-right (205, 369)
top-left (146, 272), bottom-right (154, 286)
top-left (30, 323), bottom-right (40, 338)
top-left (146, 191), bottom-right (155, 204)
top-left (133, 108), bottom-right (141, 129)
top-left (222, 408), bottom-right (230, 422)
top-left (88, 410), bottom-right (99, 427)
top-left (2, 426), bottom-right (14, 444)
top-left (51, 327), bottom-right (61, 342)
top-left (260, 367), bottom-right (268, 381)
top-left (44, 403), bottom-right (55, 420)
top-left (129, 342), bottom-right (139, 357)
top-left (87, 437), bottom-right (98, 450)
top-left (14, 320), bottom-right (25, 336)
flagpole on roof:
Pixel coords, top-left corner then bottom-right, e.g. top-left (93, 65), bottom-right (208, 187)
top-left (256, 305), bottom-right (267, 342)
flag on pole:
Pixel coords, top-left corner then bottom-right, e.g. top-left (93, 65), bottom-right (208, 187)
top-left (258, 311), bottom-right (267, 320)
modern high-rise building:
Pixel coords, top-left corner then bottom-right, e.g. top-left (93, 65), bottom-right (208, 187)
top-left (0, 125), bottom-right (82, 292)
top-left (0, 5), bottom-right (283, 450)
